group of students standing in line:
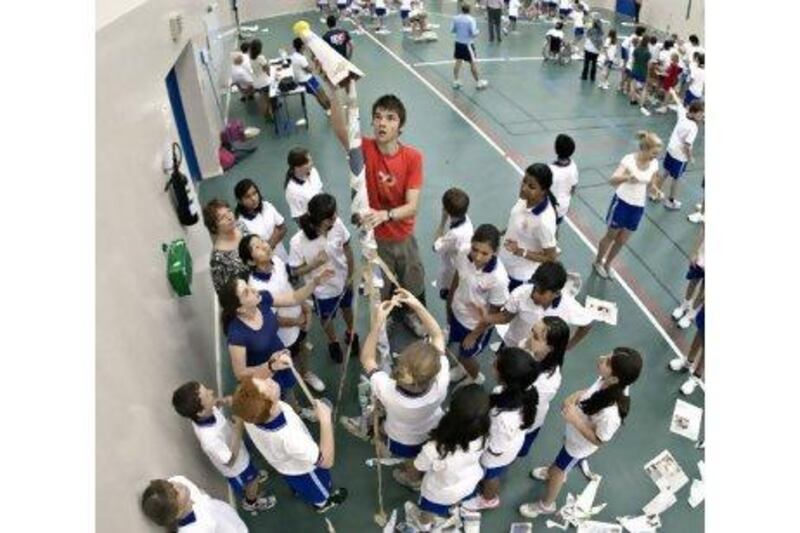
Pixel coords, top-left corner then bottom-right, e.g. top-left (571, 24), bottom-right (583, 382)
top-left (138, 13), bottom-right (705, 532)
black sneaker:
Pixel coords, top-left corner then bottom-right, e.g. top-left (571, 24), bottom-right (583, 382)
top-left (346, 331), bottom-right (360, 357)
top-left (315, 487), bottom-right (348, 513)
top-left (328, 342), bottom-right (344, 364)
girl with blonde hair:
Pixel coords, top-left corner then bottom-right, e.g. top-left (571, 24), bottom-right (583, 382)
top-left (593, 131), bottom-right (662, 280)
top-left (357, 288), bottom-right (449, 491)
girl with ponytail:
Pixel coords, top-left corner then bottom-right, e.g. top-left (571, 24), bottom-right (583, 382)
top-left (353, 288), bottom-right (449, 491)
top-left (283, 147), bottom-right (324, 220)
top-left (498, 162), bottom-right (560, 292)
top-left (462, 347), bottom-right (541, 511)
top-left (593, 130), bottom-right (662, 279)
top-left (517, 316), bottom-right (571, 458)
top-left (520, 347), bottom-right (643, 519)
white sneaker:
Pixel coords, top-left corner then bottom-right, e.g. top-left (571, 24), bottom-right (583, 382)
top-left (669, 357), bottom-right (689, 372)
top-left (663, 198), bottom-right (682, 210)
top-left (476, 79), bottom-right (489, 90)
top-left (678, 309), bottom-right (698, 329)
top-left (404, 313), bottom-right (427, 337)
top-left (303, 371), bottom-right (326, 393)
top-left (256, 469), bottom-right (269, 484)
top-left (461, 494), bottom-right (500, 511)
top-left (640, 106), bottom-right (651, 116)
top-left (453, 79), bottom-right (462, 89)
top-left (648, 189), bottom-right (665, 202)
top-left (242, 494), bottom-right (277, 513)
top-left (519, 500), bottom-right (556, 518)
top-left (688, 211), bottom-right (704, 224)
top-left (530, 466), bottom-right (549, 481)
top-left (655, 106), bottom-right (668, 114)
top-left (593, 261), bottom-right (610, 279)
top-left (680, 376), bottom-right (698, 395)
top-left (672, 303), bottom-right (689, 320)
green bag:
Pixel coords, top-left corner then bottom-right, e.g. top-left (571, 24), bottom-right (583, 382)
top-left (163, 238), bottom-right (193, 296)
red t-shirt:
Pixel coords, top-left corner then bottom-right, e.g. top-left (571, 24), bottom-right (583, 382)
top-left (662, 63), bottom-right (682, 91)
top-left (361, 137), bottom-right (424, 242)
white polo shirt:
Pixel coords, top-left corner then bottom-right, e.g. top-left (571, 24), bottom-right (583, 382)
top-left (251, 54), bottom-right (271, 90)
top-left (415, 437), bottom-right (486, 505)
top-left (549, 161), bottom-right (579, 219)
top-left (564, 378), bottom-right (623, 458)
top-left (501, 283), bottom-right (593, 348)
top-left (288, 217), bottom-right (351, 299)
top-left (285, 168), bottom-right (324, 218)
top-left (451, 250), bottom-right (510, 329)
top-left (248, 256), bottom-right (302, 347)
top-left (168, 475), bottom-right (248, 533)
top-left (614, 153), bottom-right (659, 207)
top-left (509, 0), bottom-right (521, 17)
top-left (231, 63), bottom-right (253, 87)
top-left (369, 354), bottom-right (450, 446)
top-left (244, 402), bottom-right (320, 476)
top-left (237, 201), bottom-right (288, 261)
top-left (530, 367), bottom-right (562, 432)
top-left (687, 65), bottom-right (705, 97)
top-left (481, 402), bottom-right (525, 469)
top-left (498, 198), bottom-right (558, 282)
top-left (546, 28), bottom-right (565, 41)
top-left (191, 407), bottom-right (251, 479)
top-left (290, 51), bottom-right (312, 83)
top-left (667, 106), bottom-right (699, 162)
top-left (433, 216), bottom-right (474, 291)
top-left (570, 10), bottom-right (585, 30)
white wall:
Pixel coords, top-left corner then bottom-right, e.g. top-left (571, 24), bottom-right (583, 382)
top-left (590, 0), bottom-right (705, 40)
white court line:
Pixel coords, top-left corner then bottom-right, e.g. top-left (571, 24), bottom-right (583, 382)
top-left (413, 56), bottom-right (544, 67)
top-left (358, 27), bottom-right (697, 373)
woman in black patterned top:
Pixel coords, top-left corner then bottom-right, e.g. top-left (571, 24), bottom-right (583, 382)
top-left (203, 198), bottom-right (251, 293)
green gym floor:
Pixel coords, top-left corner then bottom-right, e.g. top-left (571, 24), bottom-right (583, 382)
top-left (198, 3), bottom-right (704, 531)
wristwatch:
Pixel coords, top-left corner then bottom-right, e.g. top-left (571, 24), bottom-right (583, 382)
top-left (387, 209), bottom-right (394, 221)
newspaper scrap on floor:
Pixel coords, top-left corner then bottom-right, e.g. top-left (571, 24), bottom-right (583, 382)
top-left (576, 521), bottom-right (623, 533)
top-left (688, 479), bottom-right (705, 508)
top-left (644, 450), bottom-right (689, 494)
top-left (669, 399), bottom-right (703, 441)
top-left (697, 460), bottom-right (704, 481)
top-left (642, 490), bottom-right (676, 516)
top-left (585, 296), bottom-right (619, 325)
top-left (616, 514), bottom-right (661, 533)
top-left (548, 476), bottom-right (608, 529)
top-left (382, 509), bottom-right (397, 533)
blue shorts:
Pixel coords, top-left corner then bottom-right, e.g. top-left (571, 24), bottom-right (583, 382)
top-left (574, 27), bottom-right (585, 38)
top-left (226, 459), bottom-right (259, 497)
top-left (301, 76), bottom-right (321, 95)
top-left (401, 9), bottom-right (410, 20)
top-left (559, 8), bottom-right (572, 17)
top-left (448, 312), bottom-right (493, 359)
top-left (418, 487), bottom-right (479, 518)
top-left (632, 70), bottom-right (646, 84)
top-left (686, 264), bottom-right (704, 280)
top-left (606, 194), bottom-right (644, 232)
top-left (283, 467), bottom-right (332, 506)
top-left (508, 276), bottom-right (527, 293)
top-left (387, 437), bottom-right (423, 459)
top-left (696, 306), bottom-right (704, 334)
top-left (517, 427), bottom-right (541, 458)
top-left (684, 89), bottom-right (702, 106)
top-left (482, 464), bottom-right (509, 480)
top-left (313, 287), bottom-right (354, 321)
top-left (375, 7), bottom-right (387, 16)
top-left (621, 48), bottom-right (629, 62)
top-left (454, 42), bottom-right (477, 63)
top-left (553, 446), bottom-right (582, 473)
top-left (663, 152), bottom-right (688, 179)
top-left (273, 367), bottom-right (297, 399)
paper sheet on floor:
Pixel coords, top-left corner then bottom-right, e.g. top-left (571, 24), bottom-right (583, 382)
top-left (616, 514), bottom-right (661, 532)
top-left (642, 491), bottom-right (676, 516)
top-left (644, 450), bottom-right (689, 493)
top-left (585, 296), bottom-right (619, 325)
top-left (576, 521), bottom-right (623, 533)
top-left (669, 399), bottom-right (703, 441)
top-left (688, 479), bottom-right (705, 508)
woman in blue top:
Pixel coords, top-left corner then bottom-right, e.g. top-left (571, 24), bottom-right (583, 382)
top-left (218, 271), bottom-right (332, 405)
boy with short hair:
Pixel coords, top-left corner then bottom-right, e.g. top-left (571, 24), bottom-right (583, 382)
top-left (651, 92), bottom-right (704, 209)
top-left (233, 374), bottom-right (348, 513)
top-left (141, 475), bottom-right (248, 532)
top-left (171, 381), bottom-right (274, 514)
top-left (433, 187), bottom-right (474, 301)
top-left (451, 3), bottom-right (489, 89)
top-left (478, 261), bottom-right (594, 351)
top-left (323, 15), bottom-right (353, 59)
top-left (548, 134), bottom-right (579, 228)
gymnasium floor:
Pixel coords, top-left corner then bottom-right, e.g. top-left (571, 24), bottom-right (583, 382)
top-left (198, 3), bottom-right (704, 531)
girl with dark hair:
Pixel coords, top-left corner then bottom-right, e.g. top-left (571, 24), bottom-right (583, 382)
top-left (218, 271), bottom-right (332, 419)
top-left (462, 347), bottom-right (540, 511)
top-left (247, 38), bottom-right (274, 120)
top-left (597, 28), bottom-right (618, 90)
top-left (517, 316), bottom-right (571, 458)
top-left (447, 224), bottom-right (510, 388)
top-left (288, 193), bottom-right (358, 364)
top-left (405, 384), bottom-right (491, 530)
top-left (498, 163), bottom-right (559, 292)
top-left (284, 147), bottom-right (324, 219)
top-left (520, 347), bottom-right (643, 518)
top-left (234, 179), bottom-right (288, 261)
